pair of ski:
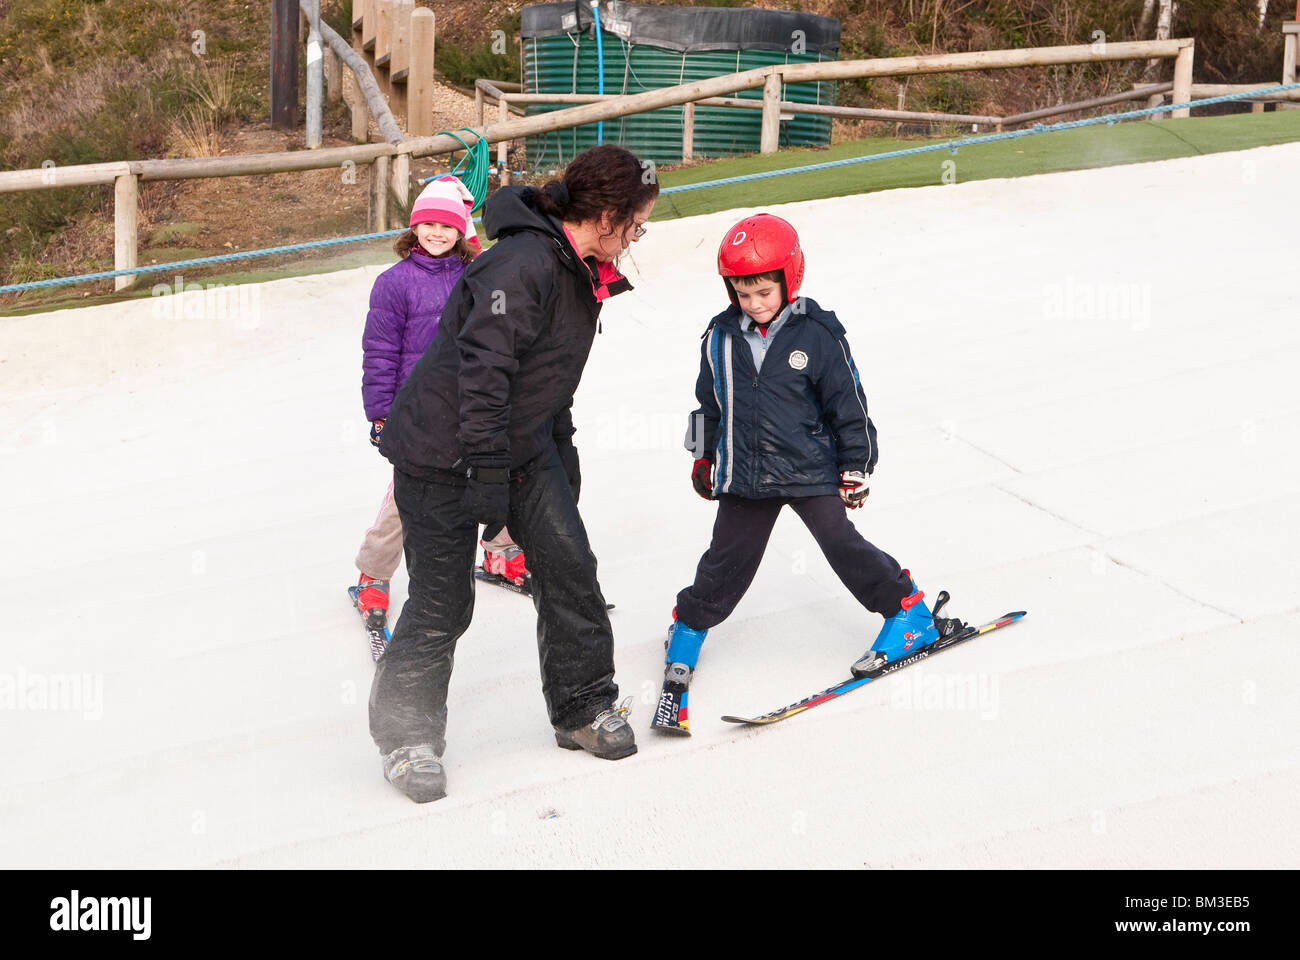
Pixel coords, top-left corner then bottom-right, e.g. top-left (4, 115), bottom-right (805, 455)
top-left (653, 602), bottom-right (1026, 732)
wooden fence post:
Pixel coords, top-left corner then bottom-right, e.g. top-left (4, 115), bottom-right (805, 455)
top-left (369, 154), bottom-right (390, 232)
top-left (361, 0), bottom-right (377, 58)
top-left (345, 67), bottom-right (369, 141)
top-left (270, 0), bottom-right (300, 130)
top-left (375, 0), bottom-right (393, 100)
top-left (114, 173), bottom-right (138, 292)
top-left (389, 0), bottom-right (413, 124)
top-left (498, 97), bottom-right (511, 185)
top-left (391, 152), bottom-right (411, 228)
top-left (760, 72), bottom-right (781, 154)
top-left (408, 8), bottom-right (435, 137)
top-left (325, 46), bottom-right (343, 102)
top-left (682, 101), bottom-right (694, 161)
top-left (349, 2), bottom-right (366, 139)
top-left (1171, 43), bottom-right (1194, 118)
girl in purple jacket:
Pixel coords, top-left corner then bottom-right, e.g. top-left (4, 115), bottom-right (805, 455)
top-left (355, 175), bottom-right (527, 646)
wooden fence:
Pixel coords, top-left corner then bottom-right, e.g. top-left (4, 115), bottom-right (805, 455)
top-left (0, 36), bottom-right (1220, 293)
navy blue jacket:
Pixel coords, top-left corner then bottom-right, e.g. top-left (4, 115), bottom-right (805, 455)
top-left (688, 298), bottom-right (877, 499)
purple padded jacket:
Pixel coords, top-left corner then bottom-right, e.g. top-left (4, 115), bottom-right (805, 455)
top-left (361, 249), bottom-right (467, 421)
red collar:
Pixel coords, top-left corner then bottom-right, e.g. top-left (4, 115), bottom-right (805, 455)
top-left (561, 226), bottom-right (627, 303)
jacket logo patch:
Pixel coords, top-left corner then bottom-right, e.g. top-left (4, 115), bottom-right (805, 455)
top-left (788, 350), bottom-right (809, 371)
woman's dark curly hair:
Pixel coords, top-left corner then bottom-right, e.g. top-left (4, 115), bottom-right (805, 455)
top-left (531, 144), bottom-right (660, 239)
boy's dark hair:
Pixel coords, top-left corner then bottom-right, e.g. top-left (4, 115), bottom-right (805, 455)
top-left (393, 230), bottom-right (476, 263)
top-left (729, 270), bottom-right (785, 288)
top-left (532, 144), bottom-right (660, 240)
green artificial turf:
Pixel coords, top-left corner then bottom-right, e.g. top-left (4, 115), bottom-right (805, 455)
top-left (651, 109), bottom-right (1300, 220)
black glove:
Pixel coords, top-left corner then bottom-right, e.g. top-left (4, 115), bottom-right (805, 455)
top-left (691, 457), bottom-right (714, 500)
top-left (556, 439), bottom-right (581, 503)
top-left (458, 454), bottom-right (511, 527)
top-left (369, 418), bottom-right (385, 448)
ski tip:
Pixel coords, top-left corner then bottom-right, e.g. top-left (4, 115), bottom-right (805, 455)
top-left (720, 715), bottom-right (758, 725)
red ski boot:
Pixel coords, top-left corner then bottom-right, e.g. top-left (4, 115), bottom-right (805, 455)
top-left (481, 543), bottom-right (529, 587)
top-left (355, 573), bottom-right (390, 630)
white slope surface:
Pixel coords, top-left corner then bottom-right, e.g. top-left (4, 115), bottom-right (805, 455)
top-left (2, 144), bottom-right (1299, 868)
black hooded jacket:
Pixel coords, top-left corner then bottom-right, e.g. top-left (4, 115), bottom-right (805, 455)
top-left (379, 186), bottom-right (631, 480)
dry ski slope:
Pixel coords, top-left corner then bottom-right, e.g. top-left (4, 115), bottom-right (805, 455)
top-left (2, 143), bottom-right (1299, 869)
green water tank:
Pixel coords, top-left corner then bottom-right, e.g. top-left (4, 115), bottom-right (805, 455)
top-left (519, 2), bottom-right (840, 169)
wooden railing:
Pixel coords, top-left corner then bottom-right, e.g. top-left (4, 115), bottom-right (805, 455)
top-left (1, 37), bottom-right (1208, 293)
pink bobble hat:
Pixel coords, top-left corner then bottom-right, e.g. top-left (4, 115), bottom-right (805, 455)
top-left (409, 175), bottom-right (475, 235)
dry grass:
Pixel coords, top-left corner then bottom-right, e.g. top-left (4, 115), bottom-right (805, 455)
top-left (0, 59), bottom-right (142, 152)
top-left (170, 107), bottom-right (221, 158)
top-left (184, 59), bottom-right (238, 127)
top-left (37, 212), bottom-right (115, 270)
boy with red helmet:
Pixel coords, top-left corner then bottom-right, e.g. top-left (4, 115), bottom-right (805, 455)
top-left (656, 213), bottom-right (941, 733)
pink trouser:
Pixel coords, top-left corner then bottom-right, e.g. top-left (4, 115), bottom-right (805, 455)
top-left (356, 481), bottom-right (517, 580)
top-left (356, 481), bottom-right (405, 579)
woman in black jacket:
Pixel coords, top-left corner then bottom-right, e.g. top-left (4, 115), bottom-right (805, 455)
top-left (372, 145), bottom-right (659, 802)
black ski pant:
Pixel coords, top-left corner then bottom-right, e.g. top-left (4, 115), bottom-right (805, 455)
top-left (674, 493), bottom-right (913, 632)
top-left (369, 447), bottom-right (617, 756)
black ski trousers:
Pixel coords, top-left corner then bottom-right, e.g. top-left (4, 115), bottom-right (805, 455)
top-left (674, 494), bottom-right (912, 631)
top-left (369, 447), bottom-right (617, 756)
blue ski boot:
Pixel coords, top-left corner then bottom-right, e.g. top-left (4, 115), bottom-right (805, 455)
top-left (850, 577), bottom-right (940, 678)
top-left (665, 616), bottom-right (707, 681)
top-left (654, 615), bottom-right (707, 734)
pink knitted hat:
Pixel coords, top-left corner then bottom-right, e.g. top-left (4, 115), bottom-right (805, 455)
top-left (409, 175), bottom-right (474, 235)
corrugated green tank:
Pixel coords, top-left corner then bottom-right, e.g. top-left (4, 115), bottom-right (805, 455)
top-left (520, 2), bottom-right (840, 169)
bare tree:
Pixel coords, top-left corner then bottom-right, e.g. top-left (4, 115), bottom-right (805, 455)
top-left (1140, 0), bottom-right (1158, 34)
top-left (1257, 0), bottom-right (1270, 30)
top-left (1155, 0), bottom-right (1174, 42)
top-left (1144, 0), bottom-right (1175, 79)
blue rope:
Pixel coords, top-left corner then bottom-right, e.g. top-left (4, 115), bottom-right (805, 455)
top-left (659, 81), bottom-right (1300, 197)
top-left (5, 82), bottom-right (1298, 296)
top-left (0, 230), bottom-right (407, 293)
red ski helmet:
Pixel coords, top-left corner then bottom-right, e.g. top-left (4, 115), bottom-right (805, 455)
top-left (717, 213), bottom-right (805, 305)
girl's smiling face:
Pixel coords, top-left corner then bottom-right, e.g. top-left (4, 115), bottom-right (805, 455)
top-left (415, 221), bottom-right (461, 257)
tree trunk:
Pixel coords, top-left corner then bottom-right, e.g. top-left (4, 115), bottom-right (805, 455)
top-left (1257, 0), bottom-right (1270, 30)
top-left (1139, 0), bottom-right (1157, 33)
top-left (1155, 0), bottom-right (1173, 41)
top-left (1144, 0), bottom-right (1174, 80)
